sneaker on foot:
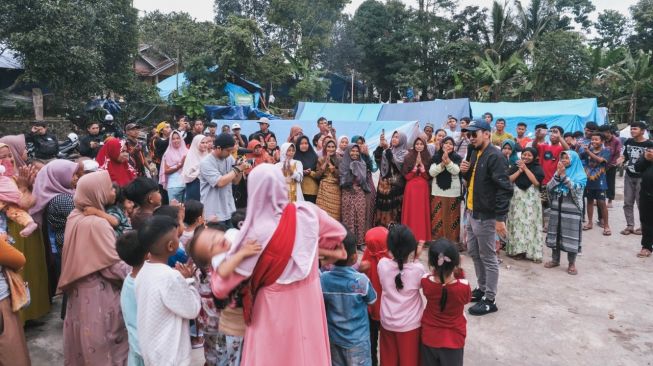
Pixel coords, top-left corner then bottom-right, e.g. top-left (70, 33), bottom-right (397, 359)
top-left (468, 297), bottom-right (498, 316)
top-left (471, 288), bottom-right (485, 303)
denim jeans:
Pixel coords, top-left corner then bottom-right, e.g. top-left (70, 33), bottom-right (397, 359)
top-left (167, 186), bottom-right (185, 203)
top-left (331, 340), bottom-right (372, 366)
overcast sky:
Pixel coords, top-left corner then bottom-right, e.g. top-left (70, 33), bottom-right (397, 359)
top-left (133, 0), bottom-right (637, 23)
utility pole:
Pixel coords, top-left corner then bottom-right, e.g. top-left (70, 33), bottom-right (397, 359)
top-left (351, 70), bottom-right (354, 104)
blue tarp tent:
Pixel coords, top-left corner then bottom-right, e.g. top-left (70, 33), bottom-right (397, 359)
top-left (470, 98), bottom-right (604, 135)
top-left (212, 119), bottom-right (418, 151)
top-left (377, 99), bottom-right (471, 130)
top-left (157, 73), bottom-right (189, 99)
top-left (204, 106), bottom-right (280, 121)
top-left (295, 102), bottom-right (383, 122)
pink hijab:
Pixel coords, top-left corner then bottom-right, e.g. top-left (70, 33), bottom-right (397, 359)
top-left (181, 134), bottom-right (209, 183)
top-left (29, 160), bottom-right (79, 225)
top-left (159, 130), bottom-right (188, 188)
top-left (228, 163), bottom-right (346, 283)
top-left (0, 176), bottom-right (21, 204)
top-left (0, 135), bottom-right (27, 170)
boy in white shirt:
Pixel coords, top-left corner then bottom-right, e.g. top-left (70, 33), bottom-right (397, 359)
top-left (135, 216), bottom-right (201, 366)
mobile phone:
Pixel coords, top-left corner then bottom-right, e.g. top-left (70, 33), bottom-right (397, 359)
top-left (327, 120), bottom-right (333, 126)
top-left (382, 129), bottom-right (385, 135)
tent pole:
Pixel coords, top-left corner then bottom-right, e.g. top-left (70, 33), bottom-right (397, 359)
top-left (351, 70), bottom-right (354, 104)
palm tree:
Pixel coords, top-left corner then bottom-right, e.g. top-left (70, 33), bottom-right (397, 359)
top-left (514, 0), bottom-right (555, 52)
top-left (601, 49), bottom-right (653, 123)
top-left (486, 1), bottom-right (513, 56)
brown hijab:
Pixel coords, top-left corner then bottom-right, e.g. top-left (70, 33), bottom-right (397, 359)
top-left (0, 135), bottom-right (27, 169)
top-left (57, 170), bottom-right (122, 292)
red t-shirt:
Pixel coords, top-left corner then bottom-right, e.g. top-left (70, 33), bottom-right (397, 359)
top-left (420, 276), bottom-right (471, 349)
top-left (537, 143), bottom-right (565, 184)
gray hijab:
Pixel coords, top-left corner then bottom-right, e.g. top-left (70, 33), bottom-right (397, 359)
top-left (380, 131), bottom-right (408, 177)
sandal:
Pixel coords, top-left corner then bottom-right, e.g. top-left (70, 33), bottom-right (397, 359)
top-left (567, 265), bottom-right (578, 275)
top-left (637, 249), bottom-right (652, 258)
top-left (582, 224), bottom-right (593, 231)
top-left (620, 227), bottom-right (633, 235)
top-left (544, 261), bottom-right (560, 268)
top-left (603, 228), bottom-right (612, 236)
top-left (634, 228), bottom-right (642, 235)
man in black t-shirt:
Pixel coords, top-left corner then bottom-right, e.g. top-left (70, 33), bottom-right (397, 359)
top-left (617, 121), bottom-right (653, 235)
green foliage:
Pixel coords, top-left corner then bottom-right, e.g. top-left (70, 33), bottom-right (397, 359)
top-left (629, 0), bottom-right (653, 53)
top-left (593, 10), bottom-right (629, 49)
top-left (1, 0), bottom-right (138, 102)
top-left (289, 75), bottom-right (331, 102)
top-left (170, 80), bottom-right (218, 119)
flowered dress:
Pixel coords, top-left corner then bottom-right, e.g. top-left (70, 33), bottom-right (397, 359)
top-left (507, 185), bottom-right (543, 261)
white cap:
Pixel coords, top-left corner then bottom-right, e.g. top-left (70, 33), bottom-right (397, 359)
top-left (82, 160), bottom-right (99, 173)
top-left (104, 114), bottom-right (114, 121)
top-left (258, 117), bottom-right (270, 125)
top-left (231, 123), bottom-right (241, 130)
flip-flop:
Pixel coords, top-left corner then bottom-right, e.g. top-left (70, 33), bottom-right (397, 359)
top-left (637, 249), bottom-right (651, 258)
top-left (567, 266), bottom-right (578, 275)
top-left (603, 229), bottom-right (612, 236)
top-left (634, 228), bottom-right (642, 235)
top-left (582, 225), bottom-right (593, 231)
top-left (620, 227), bottom-right (633, 235)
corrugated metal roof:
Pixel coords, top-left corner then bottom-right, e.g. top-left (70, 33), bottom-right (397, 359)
top-left (0, 48), bottom-right (23, 70)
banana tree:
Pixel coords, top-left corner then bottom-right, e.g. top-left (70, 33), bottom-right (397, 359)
top-left (474, 49), bottom-right (528, 101)
top-left (601, 50), bottom-right (653, 123)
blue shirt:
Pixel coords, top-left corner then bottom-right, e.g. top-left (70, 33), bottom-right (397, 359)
top-left (580, 147), bottom-right (610, 191)
top-left (120, 275), bottom-right (144, 366)
top-left (320, 266), bottom-right (377, 348)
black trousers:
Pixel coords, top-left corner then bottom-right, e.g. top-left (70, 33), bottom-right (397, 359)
top-left (369, 317), bottom-right (380, 366)
top-left (421, 344), bottom-right (464, 366)
top-left (639, 194), bottom-right (653, 251)
top-left (606, 166), bottom-right (617, 200)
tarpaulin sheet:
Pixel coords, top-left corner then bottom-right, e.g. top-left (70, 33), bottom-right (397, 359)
top-left (224, 82), bottom-right (260, 108)
top-left (377, 99), bottom-right (471, 130)
top-left (157, 72), bottom-right (189, 99)
top-left (210, 119), bottom-right (417, 152)
top-left (204, 106), bottom-right (281, 121)
top-left (295, 102), bottom-right (383, 122)
top-left (470, 98), bottom-right (603, 135)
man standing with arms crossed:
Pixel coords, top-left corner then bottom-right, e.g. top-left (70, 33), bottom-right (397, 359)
top-left (460, 120), bottom-right (513, 316)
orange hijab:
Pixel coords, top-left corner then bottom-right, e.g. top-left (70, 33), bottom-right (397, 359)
top-left (57, 170), bottom-right (123, 292)
top-left (361, 226), bottom-right (389, 321)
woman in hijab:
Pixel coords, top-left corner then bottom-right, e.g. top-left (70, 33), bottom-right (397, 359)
top-left (275, 142), bottom-right (304, 202)
top-left (182, 134), bottom-right (211, 201)
top-left (501, 139), bottom-right (519, 171)
top-left (30, 160), bottom-right (84, 285)
top-left (58, 170), bottom-right (130, 364)
top-left (265, 135), bottom-right (280, 163)
top-left (160, 130), bottom-right (189, 203)
top-left (211, 164), bottom-right (347, 366)
top-left (507, 147), bottom-right (545, 262)
top-left (98, 137), bottom-right (137, 186)
top-left (287, 125), bottom-right (303, 143)
top-left (353, 135), bottom-right (378, 230)
top-left (294, 135), bottom-right (320, 203)
top-left (544, 150), bottom-right (587, 275)
top-left (429, 136), bottom-right (463, 245)
top-left (233, 139), bottom-right (275, 208)
top-left (374, 131), bottom-right (408, 226)
top-left (401, 135), bottom-right (432, 241)
top-left (0, 141), bottom-right (51, 322)
top-left (340, 144), bottom-right (372, 244)
top-left (315, 138), bottom-right (341, 220)
top-left (336, 136), bottom-right (349, 158)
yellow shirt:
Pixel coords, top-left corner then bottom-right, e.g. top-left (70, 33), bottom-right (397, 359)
top-left (466, 150), bottom-right (483, 211)
top-left (491, 131), bottom-right (514, 147)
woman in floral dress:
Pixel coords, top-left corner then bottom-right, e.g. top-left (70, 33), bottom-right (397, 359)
top-left (315, 139), bottom-right (341, 220)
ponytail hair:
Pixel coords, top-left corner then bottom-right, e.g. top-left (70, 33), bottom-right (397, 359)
top-left (427, 239), bottom-right (460, 312)
top-left (387, 224), bottom-right (418, 291)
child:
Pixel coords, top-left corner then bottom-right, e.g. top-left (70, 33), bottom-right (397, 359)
top-left (187, 223), bottom-right (261, 366)
top-left (320, 230), bottom-right (377, 366)
top-left (0, 168), bottom-right (38, 240)
top-left (420, 239), bottom-right (471, 366)
top-left (85, 183), bottom-right (134, 237)
top-left (134, 215), bottom-right (201, 366)
top-left (359, 226), bottom-right (390, 366)
top-left (124, 177), bottom-right (162, 230)
top-left (153, 205), bottom-right (189, 267)
top-left (180, 200), bottom-right (204, 248)
top-left (116, 231), bottom-right (149, 366)
top-left (377, 224), bottom-right (426, 366)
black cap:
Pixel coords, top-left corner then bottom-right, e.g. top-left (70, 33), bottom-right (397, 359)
top-left (461, 119), bottom-right (491, 132)
top-left (32, 120), bottom-right (47, 127)
top-left (214, 133), bottom-right (235, 149)
top-left (125, 123), bottom-right (142, 130)
top-left (535, 123), bottom-right (548, 130)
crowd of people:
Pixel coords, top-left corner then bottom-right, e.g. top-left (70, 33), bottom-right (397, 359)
top-left (0, 112), bottom-right (651, 366)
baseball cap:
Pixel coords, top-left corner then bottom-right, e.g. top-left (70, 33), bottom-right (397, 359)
top-left (214, 133), bottom-right (236, 149)
top-left (155, 121), bottom-right (169, 134)
top-left (125, 122), bottom-right (142, 130)
top-left (231, 123), bottom-right (241, 130)
top-left (258, 117), bottom-right (270, 125)
top-left (461, 119), bottom-right (491, 132)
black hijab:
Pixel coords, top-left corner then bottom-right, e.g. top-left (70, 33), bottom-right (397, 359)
top-left (510, 147), bottom-right (545, 190)
top-left (294, 135), bottom-right (318, 170)
top-left (431, 136), bottom-right (462, 190)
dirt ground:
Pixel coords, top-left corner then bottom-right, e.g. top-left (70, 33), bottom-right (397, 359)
top-left (25, 177), bottom-right (653, 365)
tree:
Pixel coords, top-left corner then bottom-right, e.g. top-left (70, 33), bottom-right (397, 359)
top-left (593, 10), bottom-right (630, 49)
top-left (1, 0), bottom-right (138, 104)
top-left (139, 11), bottom-right (215, 70)
top-left (629, 0), bottom-right (653, 53)
top-left (474, 50), bottom-right (527, 101)
top-left (601, 50), bottom-right (653, 123)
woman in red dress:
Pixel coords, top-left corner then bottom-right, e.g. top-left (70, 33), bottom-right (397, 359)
top-left (401, 135), bottom-right (432, 241)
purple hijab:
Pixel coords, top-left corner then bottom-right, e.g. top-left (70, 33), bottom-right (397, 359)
top-left (29, 160), bottom-right (79, 225)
